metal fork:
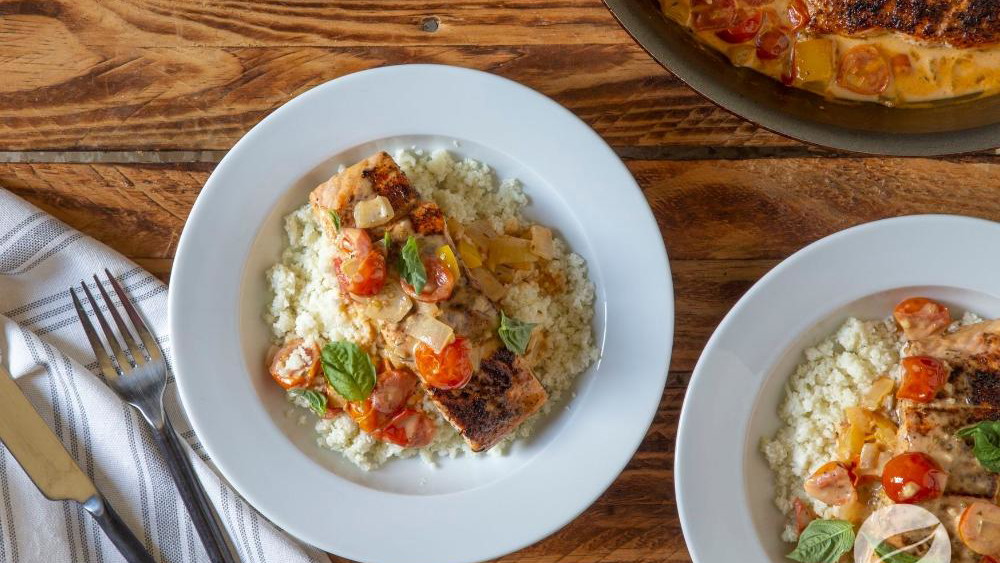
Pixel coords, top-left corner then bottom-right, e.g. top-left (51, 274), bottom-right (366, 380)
top-left (71, 270), bottom-right (239, 563)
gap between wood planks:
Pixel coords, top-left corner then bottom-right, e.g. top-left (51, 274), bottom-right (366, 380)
top-left (1, 148), bottom-right (997, 163)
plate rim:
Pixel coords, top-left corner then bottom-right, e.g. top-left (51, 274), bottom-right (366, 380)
top-left (674, 213), bottom-right (1000, 563)
top-left (168, 64), bottom-right (674, 562)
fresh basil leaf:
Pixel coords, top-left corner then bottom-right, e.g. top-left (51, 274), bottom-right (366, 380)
top-left (320, 341), bottom-right (375, 401)
top-left (398, 236), bottom-right (427, 295)
top-left (498, 311), bottom-right (537, 356)
top-left (872, 539), bottom-right (922, 563)
top-left (288, 389), bottom-right (327, 417)
top-left (956, 421), bottom-right (1000, 473)
top-left (787, 520), bottom-right (855, 563)
top-left (328, 211), bottom-right (341, 232)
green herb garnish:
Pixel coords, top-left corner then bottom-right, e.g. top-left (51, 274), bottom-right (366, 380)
top-left (498, 311), bottom-right (537, 356)
top-left (787, 520), bottom-right (855, 563)
top-left (872, 540), bottom-right (922, 563)
top-left (398, 236), bottom-right (427, 294)
top-left (328, 211), bottom-right (341, 232)
top-left (288, 389), bottom-right (327, 417)
top-left (956, 420), bottom-right (1000, 473)
top-left (320, 341), bottom-right (375, 401)
top-left (383, 231), bottom-right (392, 250)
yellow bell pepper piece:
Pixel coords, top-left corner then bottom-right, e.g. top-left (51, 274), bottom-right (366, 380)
top-left (437, 245), bottom-right (461, 280)
top-left (793, 38), bottom-right (834, 86)
top-left (457, 239), bottom-right (483, 269)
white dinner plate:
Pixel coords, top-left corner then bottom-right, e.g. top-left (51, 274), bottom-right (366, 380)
top-left (675, 214), bottom-right (1000, 562)
top-left (169, 65), bottom-right (672, 562)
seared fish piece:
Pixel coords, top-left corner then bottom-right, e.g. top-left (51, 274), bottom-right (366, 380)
top-left (896, 404), bottom-right (1000, 498)
top-left (310, 151), bottom-right (418, 233)
top-left (910, 321), bottom-right (1000, 407)
top-left (805, 0), bottom-right (999, 48)
top-left (429, 347), bottom-right (547, 452)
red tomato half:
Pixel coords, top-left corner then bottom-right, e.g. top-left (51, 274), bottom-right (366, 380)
top-left (370, 368), bottom-right (419, 416)
top-left (268, 340), bottom-right (320, 390)
top-left (756, 29), bottom-right (790, 60)
top-left (415, 337), bottom-right (474, 390)
top-left (401, 257), bottom-right (455, 303)
top-left (379, 409), bottom-right (436, 448)
top-left (893, 297), bottom-right (951, 340)
top-left (897, 356), bottom-right (948, 403)
top-left (837, 45), bottom-right (890, 95)
top-left (716, 10), bottom-right (762, 43)
top-left (334, 251), bottom-right (386, 297)
top-left (882, 452), bottom-right (947, 504)
top-left (691, 0), bottom-right (738, 30)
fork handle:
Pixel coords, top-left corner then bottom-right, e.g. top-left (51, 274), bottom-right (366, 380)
top-left (149, 416), bottom-right (240, 563)
top-left (82, 495), bottom-right (155, 563)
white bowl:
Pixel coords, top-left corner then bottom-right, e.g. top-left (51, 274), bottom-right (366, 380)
top-left (169, 65), bottom-right (673, 563)
top-left (676, 214), bottom-right (1000, 562)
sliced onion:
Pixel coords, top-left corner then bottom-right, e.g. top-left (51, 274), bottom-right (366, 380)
top-left (530, 225), bottom-right (556, 259)
top-left (363, 284), bottom-right (412, 323)
top-left (354, 195), bottom-right (395, 228)
top-left (487, 235), bottom-right (537, 270)
top-left (468, 267), bottom-right (507, 302)
top-left (407, 315), bottom-right (454, 353)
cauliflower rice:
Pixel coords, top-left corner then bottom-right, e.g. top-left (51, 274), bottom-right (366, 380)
top-left (265, 148), bottom-right (598, 470)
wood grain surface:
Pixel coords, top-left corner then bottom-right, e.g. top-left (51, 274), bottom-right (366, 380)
top-left (1, 1), bottom-right (999, 562)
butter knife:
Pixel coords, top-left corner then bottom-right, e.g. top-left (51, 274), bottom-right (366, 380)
top-left (0, 365), bottom-right (154, 563)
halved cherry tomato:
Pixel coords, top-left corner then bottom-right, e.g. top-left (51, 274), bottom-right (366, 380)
top-left (415, 337), bottom-right (473, 390)
top-left (792, 497), bottom-right (816, 534)
top-left (837, 45), bottom-right (890, 95)
top-left (983, 556), bottom-right (1000, 563)
top-left (268, 340), bottom-right (320, 390)
top-left (804, 461), bottom-right (858, 506)
top-left (379, 409), bottom-right (437, 448)
top-left (882, 452), bottom-right (947, 504)
top-left (401, 257), bottom-right (455, 303)
top-left (897, 356), bottom-right (948, 403)
top-left (345, 399), bottom-right (383, 433)
top-left (890, 53), bottom-right (914, 77)
top-left (690, 0), bottom-right (737, 31)
top-left (338, 227), bottom-right (373, 256)
top-left (958, 502), bottom-right (1000, 556)
top-left (334, 250), bottom-right (386, 297)
top-left (786, 0), bottom-right (810, 31)
top-left (370, 367), bottom-right (418, 416)
top-left (716, 10), bottom-right (762, 43)
top-left (894, 297), bottom-right (951, 340)
top-left (333, 228), bottom-right (386, 296)
top-left (756, 29), bottom-right (790, 60)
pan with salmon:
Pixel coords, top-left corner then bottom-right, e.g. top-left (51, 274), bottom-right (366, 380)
top-left (264, 149), bottom-right (598, 470)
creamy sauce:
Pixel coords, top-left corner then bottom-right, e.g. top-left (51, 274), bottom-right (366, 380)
top-left (660, 0), bottom-right (1000, 106)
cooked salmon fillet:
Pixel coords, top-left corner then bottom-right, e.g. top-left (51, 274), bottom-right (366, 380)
top-left (310, 151), bottom-right (418, 234)
top-left (804, 0), bottom-right (1000, 47)
top-left (309, 152), bottom-right (548, 452)
top-left (429, 347), bottom-right (548, 452)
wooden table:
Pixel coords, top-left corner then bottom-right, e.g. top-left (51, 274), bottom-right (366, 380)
top-left (2, 2), bottom-right (998, 561)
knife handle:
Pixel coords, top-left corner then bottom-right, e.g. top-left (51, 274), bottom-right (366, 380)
top-left (82, 495), bottom-right (155, 563)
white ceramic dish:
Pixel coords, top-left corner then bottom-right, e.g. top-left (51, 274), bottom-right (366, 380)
top-left (169, 65), bottom-right (673, 563)
top-left (675, 214), bottom-right (1000, 562)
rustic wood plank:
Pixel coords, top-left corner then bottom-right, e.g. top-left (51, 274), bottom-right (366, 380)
top-left (636, 157), bottom-right (1000, 259)
top-left (0, 43), bottom-right (786, 151)
top-left (0, 0), bottom-right (628, 48)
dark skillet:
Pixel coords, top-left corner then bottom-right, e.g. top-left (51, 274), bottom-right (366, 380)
top-left (603, 0), bottom-right (1000, 156)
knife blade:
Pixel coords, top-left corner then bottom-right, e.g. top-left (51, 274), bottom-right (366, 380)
top-left (0, 365), bottom-right (96, 503)
top-left (0, 364), bottom-right (154, 563)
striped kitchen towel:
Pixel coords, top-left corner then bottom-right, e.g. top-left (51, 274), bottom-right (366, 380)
top-left (0, 189), bottom-right (327, 563)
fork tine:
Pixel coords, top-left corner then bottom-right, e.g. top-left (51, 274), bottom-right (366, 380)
top-left (93, 274), bottom-right (147, 366)
top-left (104, 270), bottom-right (162, 363)
top-left (70, 288), bottom-right (119, 381)
top-left (80, 281), bottom-right (132, 373)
